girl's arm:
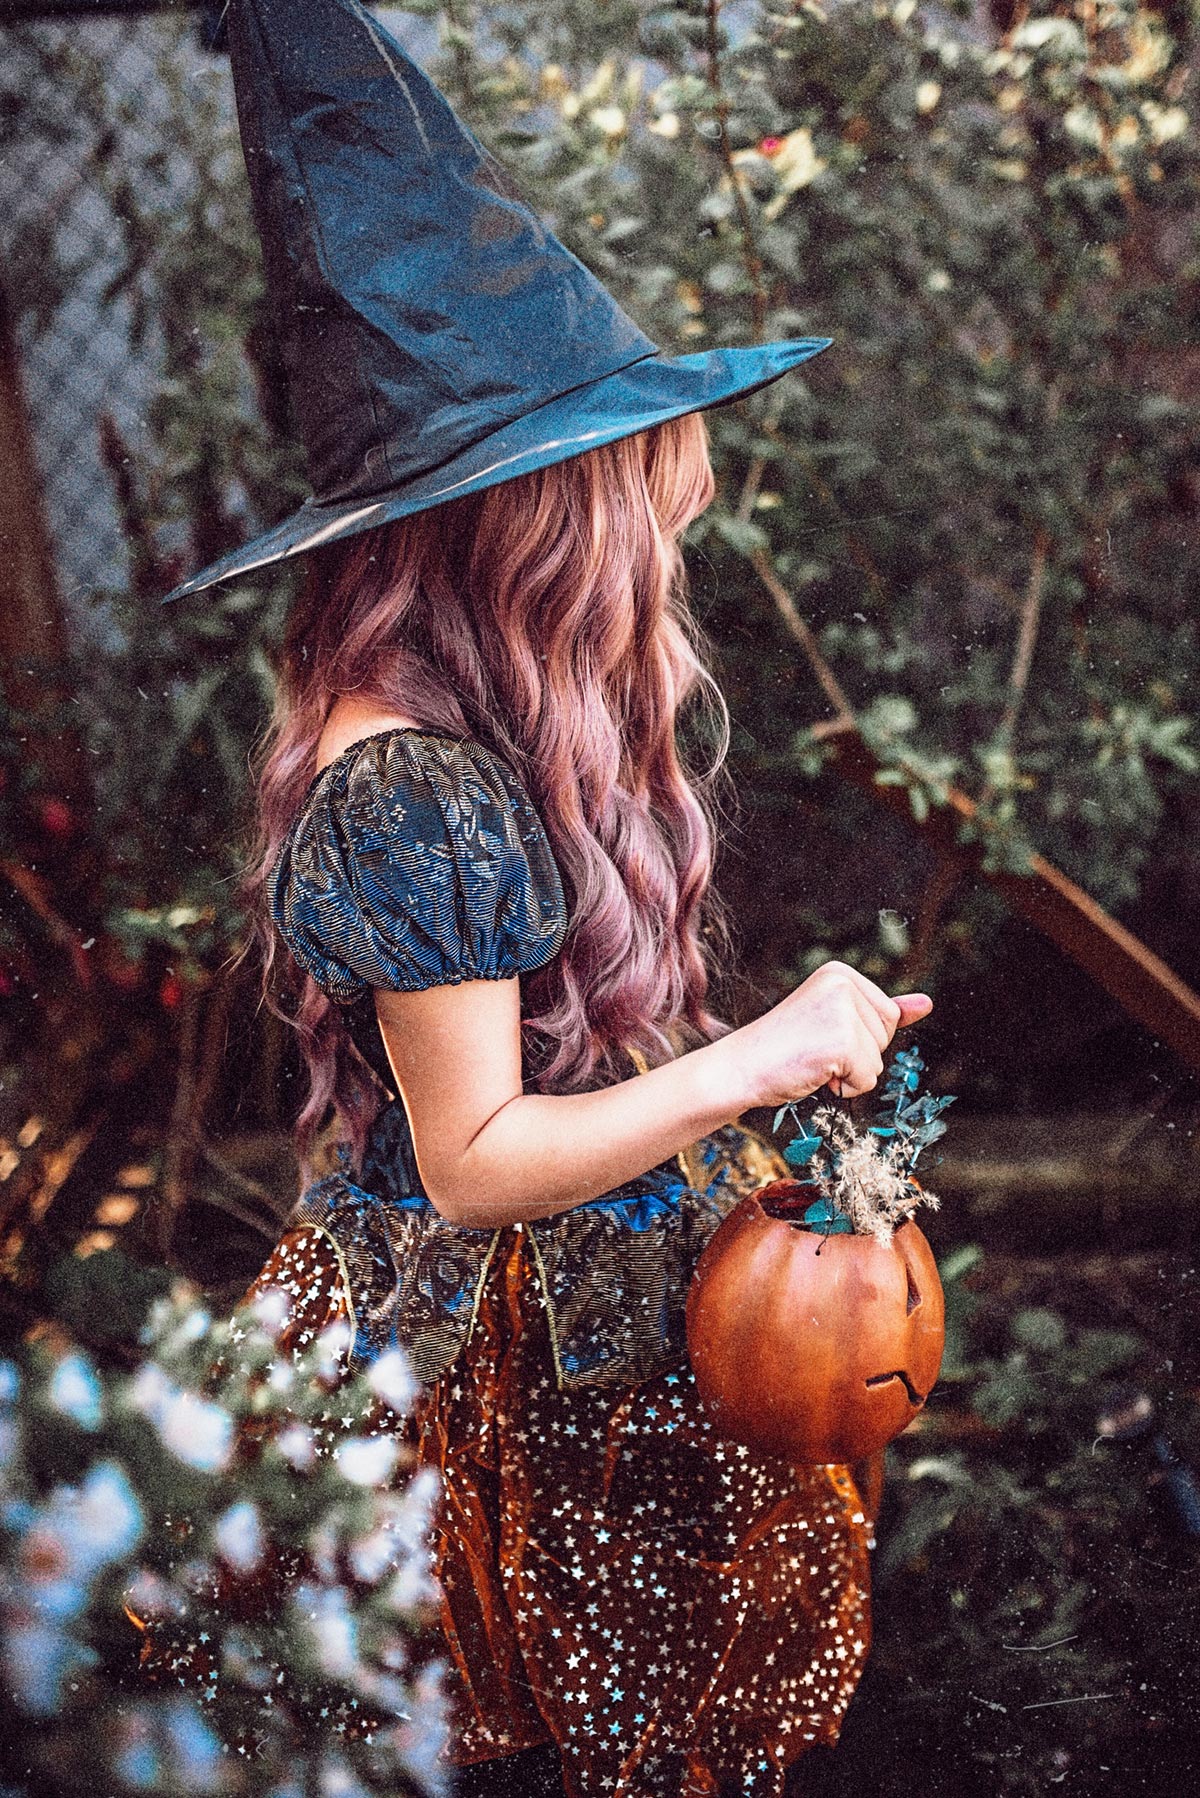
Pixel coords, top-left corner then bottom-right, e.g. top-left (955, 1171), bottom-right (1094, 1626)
top-left (375, 961), bottom-right (932, 1228)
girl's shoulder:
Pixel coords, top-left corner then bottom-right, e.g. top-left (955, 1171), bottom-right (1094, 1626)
top-left (270, 726), bottom-right (568, 1002)
top-left (314, 700), bottom-right (425, 774)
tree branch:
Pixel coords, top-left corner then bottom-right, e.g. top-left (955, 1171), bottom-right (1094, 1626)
top-left (705, 0), bottom-right (768, 341)
top-left (1000, 524), bottom-right (1049, 744)
top-left (749, 550), bottom-right (855, 724)
top-left (758, 419), bottom-right (890, 605)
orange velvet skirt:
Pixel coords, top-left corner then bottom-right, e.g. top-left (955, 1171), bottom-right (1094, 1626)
top-left (248, 1217), bottom-right (874, 1798)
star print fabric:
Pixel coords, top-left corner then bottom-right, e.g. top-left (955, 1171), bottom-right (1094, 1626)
top-left (248, 1179), bottom-right (873, 1798)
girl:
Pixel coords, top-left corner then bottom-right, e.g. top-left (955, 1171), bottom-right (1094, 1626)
top-left (245, 408), bottom-right (932, 1796)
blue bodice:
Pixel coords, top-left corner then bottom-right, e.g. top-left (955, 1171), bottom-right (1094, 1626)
top-left (270, 728), bottom-right (782, 1388)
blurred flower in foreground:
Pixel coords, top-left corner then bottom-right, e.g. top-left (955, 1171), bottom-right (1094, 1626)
top-left (0, 1290), bottom-right (446, 1793)
top-left (48, 1352), bottom-right (103, 1431)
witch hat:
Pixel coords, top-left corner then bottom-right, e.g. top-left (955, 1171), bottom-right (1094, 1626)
top-left (165, 0), bottom-right (831, 602)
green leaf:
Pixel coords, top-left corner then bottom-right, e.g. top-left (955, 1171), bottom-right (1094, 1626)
top-left (783, 1132), bottom-right (823, 1167)
top-left (938, 1244), bottom-right (984, 1285)
top-left (710, 512), bottom-right (770, 555)
top-left (1070, 1328), bottom-right (1143, 1379)
top-left (1011, 1308), bottom-right (1068, 1354)
top-left (803, 1196), bottom-right (854, 1233)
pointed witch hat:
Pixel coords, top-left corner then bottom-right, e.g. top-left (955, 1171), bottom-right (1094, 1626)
top-left (165, 0), bottom-right (831, 602)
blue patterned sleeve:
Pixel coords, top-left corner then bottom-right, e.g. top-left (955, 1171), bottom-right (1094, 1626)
top-left (269, 730), bottom-right (568, 999)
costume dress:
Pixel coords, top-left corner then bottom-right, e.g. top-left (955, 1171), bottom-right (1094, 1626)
top-left (253, 725), bottom-right (873, 1798)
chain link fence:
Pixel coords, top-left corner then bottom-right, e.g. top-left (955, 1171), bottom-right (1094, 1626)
top-left (1, 6), bottom-right (222, 613)
top-left (0, 2), bottom-right (429, 625)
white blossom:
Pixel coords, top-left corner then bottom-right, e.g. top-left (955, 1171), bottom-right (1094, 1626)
top-left (158, 1392), bottom-right (234, 1472)
top-left (366, 1349), bottom-right (416, 1415)
top-left (48, 1353), bottom-right (102, 1431)
top-left (70, 1461), bottom-right (144, 1565)
top-left (335, 1435), bottom-right (399, 1488)
top-left (214, 1500), bottom-right (264, 1573)
top-left (127, 1362), bottom-right (174, 1422)
top-left (250, 1285), bottom-right (290, 1338)
top-left (276, 1423), bottom-right (316, 1471)
top-left (311, 1319), bottom-right (354, 1378)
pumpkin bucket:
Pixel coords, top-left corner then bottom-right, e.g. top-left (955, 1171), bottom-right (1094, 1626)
top-left (686, 1178), bottom-right (945, 1464)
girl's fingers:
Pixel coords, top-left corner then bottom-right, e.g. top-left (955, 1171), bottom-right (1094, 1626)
top-left (841, 965), bottom-right (904, 1029)
top-left (837, 1066), bottom-right (884, 1101)
top-left (832, 1028), bottom-right (885, 1099)
top-left (824, 984), bottom-right (931, 1101)
top-left (843, 970), bottom-right (934, 1033)
top-left (850, 988), bottom-right (893, 1053)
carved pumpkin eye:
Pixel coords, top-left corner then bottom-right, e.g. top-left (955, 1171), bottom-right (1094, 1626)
top-left (905, 1259), bottom-right (921, 1316)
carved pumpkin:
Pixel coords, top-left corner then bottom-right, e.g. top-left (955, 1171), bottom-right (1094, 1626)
top-left (686, 1179), bottom-right (945, 1463)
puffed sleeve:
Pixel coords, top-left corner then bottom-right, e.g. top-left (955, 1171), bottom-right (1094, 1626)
top-left (269, 730), bottom-right (568, 1000)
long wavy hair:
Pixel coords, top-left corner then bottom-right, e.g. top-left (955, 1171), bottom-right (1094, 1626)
top-left (248, 410), bottom-right (734, 1169)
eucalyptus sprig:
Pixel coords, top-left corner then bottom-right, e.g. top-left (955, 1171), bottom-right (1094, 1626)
top-left (772, 1048), bottom-right (954, 1245)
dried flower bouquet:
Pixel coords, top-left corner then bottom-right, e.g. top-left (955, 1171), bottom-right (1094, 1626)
top-left (770, 1047), bottom-right (954, 1245)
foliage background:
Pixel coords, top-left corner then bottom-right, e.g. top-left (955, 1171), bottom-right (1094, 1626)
top-left (4, 0), bottom-right (1200, 1120)
top-left (1, 1), bottom-right (1199, 1793)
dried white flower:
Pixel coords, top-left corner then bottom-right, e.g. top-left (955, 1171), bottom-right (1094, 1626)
top-left (808, 1106), bottom-right (940, 1246)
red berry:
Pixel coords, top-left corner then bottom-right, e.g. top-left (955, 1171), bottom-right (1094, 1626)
top-left (159, 973), bottom-right (185, 1010)
top-left (40, 798), bottom-right (74, 838)
top-left (759, 136), bottom-right (784, 156)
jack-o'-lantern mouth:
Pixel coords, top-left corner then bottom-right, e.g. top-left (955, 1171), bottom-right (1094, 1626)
top-left (864, 1370), bottom-right (927, 1407)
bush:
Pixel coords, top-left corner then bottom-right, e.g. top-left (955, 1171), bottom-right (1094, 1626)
top-left (0, 1286), bottom-right (446, 1796)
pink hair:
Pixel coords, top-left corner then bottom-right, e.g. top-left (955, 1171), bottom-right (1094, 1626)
top-left (247, 412), bottom-right (734, 1170)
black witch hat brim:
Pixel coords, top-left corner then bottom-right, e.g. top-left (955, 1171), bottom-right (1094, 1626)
top-left (163, 337), bottom-right (829, 603)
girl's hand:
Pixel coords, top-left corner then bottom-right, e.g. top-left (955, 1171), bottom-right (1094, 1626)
top-left (728, 960), bottom-right (933, 1112)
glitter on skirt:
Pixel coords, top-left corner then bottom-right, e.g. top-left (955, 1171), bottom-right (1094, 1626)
top-left (247, 1214), bottom-right (874, 1797)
